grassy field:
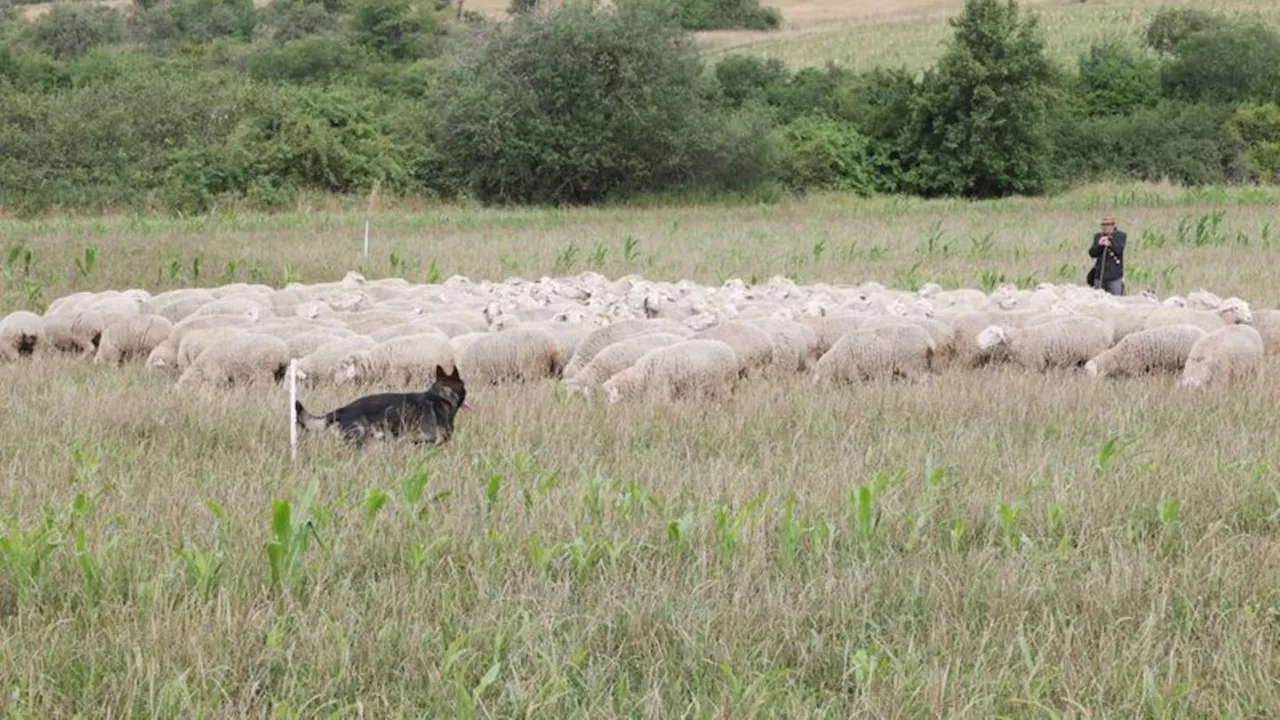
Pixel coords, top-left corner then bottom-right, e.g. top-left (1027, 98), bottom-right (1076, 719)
top-left (2, 183), bottom-right (1280, 715)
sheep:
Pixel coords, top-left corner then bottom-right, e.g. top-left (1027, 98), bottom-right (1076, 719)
top-left (94, 314), bottom-right (175, 366)
top-left (169, 311), bottom-right (261, 347)
top-left (146, 340), bottom-right (178, 372)
top-left (813, 322), bottom-right (936, 384)
top-left (804, 312), bottom-right (871, 357)
top-left (515, 321), bottom-right (588, 364)
top-left (1179, 325), bottom-right (1266, 390)
top-left (457, 326), bottom-right (566, 385)
top-left (1249, 309), bottom-right (1280, 356)
top-left (149, 289), bottom-right (217, 323)
top-left (42, 309), bottom-right (104, 356)
top-left (860, 315), bottom-right (955, 370)
top-left (295, 335), bottom-right (376, 387)
top-left (177, 334), bottom-right (291, 389)
top-left (977, 316), bottom-right (1114, 372)
top-left (601, 339), bottom-right (740, 404)
top-left (563, 318), bottom-right (692, 379)
top-left (191, 295), bottom-right (271, 319)
top-left (176, 328), bottom-right (249, 373)
top-left (691, 321), bottom-right (776, 377)
top-left (748, 317), bottom-right (819, 372)
top-left (281, 330), bottom-right (353, 359)
top-left (335, 333), bottom-right (456, 387)
top-left (1142, 298), bottom-right (1252, 334)
top-left (366, 321), bottom-right (450, 343)
top-left (1083, 324), bottom-right (1208, 379)
top-left (0, 311), bottom-right (45, 362)
top-left (559, 332), bottom-right (688, 394)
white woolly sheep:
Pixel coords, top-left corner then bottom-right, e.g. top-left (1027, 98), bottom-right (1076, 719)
top-left (602, 339), bottom-right (740, 404)
top-left (149, 289), bottom-right (217, 323)
top-left (977, 316), bottom-right (1114, 372)
top-left (335, 333), bottom-right (456, 387)
top-left (94, 314), bottom-right (174, 366)
top-left (861, 315), bottom-right (955, 370)
top-left (169, 311), bottom-right (261, 347)
top-left (559, 332), bottom-right (688, 394)
top-left (813, 322), bottom-right (936, 384)
top-left (1083, 324), bottom-right (1208, 379)
top-left (1179, 325), bottom-right (1266, 390)
top-left (42, 309), bottom-right (104, 356)
top-left (563, 318), bottom-right (691, 379)
top-left (176, 327), bottom-right (249, 373)
top-left (457, 326), bottom-right (566, 385)
top-left (1248, 309), bottom-right (1280, 356)
top-left (0, 311), bottom-right (45, 362)
top-left (1142, 298), bottom-right (1252, 334)
top-left (295, 335), bottom-right (376, 387)
top-left (804, 312), bottom-right (872, 357)
top-left (749, 318), bottom-right (820, 372)
top-left (281, 330), bottom-right (353, 359)
top-left (146, 339), bottom-right (178, 372)
top-left (691, 321), bottom-right (776, 377)
top-left (177, 333), bottom-right (291, 389)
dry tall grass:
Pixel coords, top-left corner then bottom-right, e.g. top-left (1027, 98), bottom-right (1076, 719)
top-left (2, 184), bottom-right (1280, 715)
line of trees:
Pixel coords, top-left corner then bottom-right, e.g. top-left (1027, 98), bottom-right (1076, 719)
top-left (1, 0), bottom-right (1279, 214)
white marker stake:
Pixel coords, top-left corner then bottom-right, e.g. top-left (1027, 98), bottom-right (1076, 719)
top-left (288, 359), bottom-right (298, 461)
top-left (363, 220), bottom-right (370, 259)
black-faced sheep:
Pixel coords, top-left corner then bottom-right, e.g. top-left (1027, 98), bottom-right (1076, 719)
top-left (0, 311), bottom-right (45, 362)
top-left (42, 309), bottom-right (104, 356)
top-left (602, 339), bottom-right (739, 404)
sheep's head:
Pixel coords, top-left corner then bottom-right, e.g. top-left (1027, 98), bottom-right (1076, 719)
top-left (603, 380), bottom-right (625, 405)
top-left (975, 325), bottom-right (1009, 351)
top-left (334, 351), bottom-right (369, 385)
top-left (1082, 359), bottom-right (1100, 378)
top-left (1218, 297), bottom-right (1252, 325)
top-left (1162, 295), bottom-right (1187, 308)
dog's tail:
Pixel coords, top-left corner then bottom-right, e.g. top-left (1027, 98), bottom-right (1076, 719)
top-left (295, 401), bottom-right (329, 433)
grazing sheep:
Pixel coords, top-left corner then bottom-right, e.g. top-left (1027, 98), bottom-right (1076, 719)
top-left (602, 339), bottom-right (740, 404)
top-left (749, 318), bottom-right (820, 372)
top-left (563, 318), bottom-right (691, 379)
top-left (176, 328), bottom-right (248, 373)
top-left (335, 333), bottom-right (456, 387)
top-left (0, 311), bottom-right (45, 362)
top-left (295, 335), bottom-right (377, 387)
top-left (281, 330), bottom-right (352, 359)
top-left (977, 316), bottom-right (1114, 372)
top-left (692, 321), bottom-right (776, 377)
top-left (560, 332), bottom-right (688, 394)
top-left (94, 314), bottom-right (174, 366)
top-left (813, 322), bottom-right (936, 384)
top-left (42, 309), bottom-right (104, 356)
top-left (804, 312), bottom-right (871, 356)
top-left (177, 334), bottom-right (291, 389)
top-left (149, 289), bottom-right (217, 323)
top-left (457, 326), bottom-right (566, 385)
top-left (1084, 324), bottom-right (1208, 379)
top-left (1142, 298), bottom-right (1252, 334)
top-left (1249, 309), bottom-right (1280, 355)
top-left (515, 321), bottom-right (589, 364)
top-left (1179, 325), bottom-right (1266, 390)
top-left (146, 339), bottom-right (178, 372)
top-left (861, 315), bottom-right (955, 370)
top-left (169, 311), bottom-right (261, 347)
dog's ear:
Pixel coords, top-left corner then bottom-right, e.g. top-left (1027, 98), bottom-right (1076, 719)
top-left (447, 366), bottom-right (462, 382)
top-left (435, 364), bottom-right (447, 381)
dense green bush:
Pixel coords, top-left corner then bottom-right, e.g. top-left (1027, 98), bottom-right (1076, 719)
top-left (906, 0), bottom-right (1058, 198)
top-left (1158, 20), bottom-right (1280, 104)
top-left (1229, 102), bottom-right (1280, 183)
top-left (347, 0), bottom-right (440, 61)
top-left (1051, 100), bottom-right (1248, 187)
top-left (1143, 7), bottom-right (1228, 55)
top-left (773, 115), bottom-right (874, 194)
top-left (1075, 37), bottom-right (1160, 117)
top-left (712, 54), bottom-right (789, 107)
top-left (247, 33), bottom-right (364, 82)
top-left (22, 3), bottom-right (123, 60)
top-left (258, 0), bottom-right (342, 42)
top-left (432, 1), bottom-right (768, 204)
top-left (670, 0), bottom-right (780, 31)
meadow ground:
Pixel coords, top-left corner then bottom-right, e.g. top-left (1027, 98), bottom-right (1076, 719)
top-left (2, 183), bottom-right (1280, 716)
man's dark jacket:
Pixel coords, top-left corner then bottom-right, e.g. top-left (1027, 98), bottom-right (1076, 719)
top-left (1086, 228), bottom-right (1126, 286)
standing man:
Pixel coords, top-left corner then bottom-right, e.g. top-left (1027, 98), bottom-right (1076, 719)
top-left (1087, 215), bottom-right (1126, 295)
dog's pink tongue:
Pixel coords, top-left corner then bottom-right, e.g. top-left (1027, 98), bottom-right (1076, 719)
top-left (461, 402), bottom-right (473, 411)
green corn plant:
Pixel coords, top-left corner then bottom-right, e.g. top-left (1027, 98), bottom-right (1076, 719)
top-left (949, 517), bottom-right (967, 552)
top-left (811, 236), bottom-right (828, 261)
top-left (1261, 221), bottom-right (1273, 248)
top-left (163, 255), bottom-right (182, 280)
top-left (622, 235), bottom-right (640, 262)
top-left (68, 443), bottom-right (100, 484)
top-left (281, 264), bottom-right (301, 286)
top-left (1158, 497), bottom-right (1180, 529)
top-left (588, 241), bottom-right (607, 269)
top-left (364, 488), bottom-right (389, 521)
top-left (74, 244), bottom-right (98, 277)
top-left (426, 258), bottom-right (442, 284)
top-left (611, 477), bottom-right (660, 518)
top-left (484, 473), bottom-right (503, 515)
top-left (190, 254), bottom-right (202, 281)
top-left (666, 513), bottom-right (695, 558)
top-left (970, 232), bottom-right (995, 256)
top-left (923, 219), bottom-right (946, 255)
top-left (979, 270), bottom-right (1002, 292)
top-left (997, 501), bottom-right (1023, 549)
top-left (553, 242), bottom-right (579, 274)
top-left (222, 260), bottom-right (240, 282)
top-left (5, 243), bottom-right (34, 278)
top-left (1094, 436), bottom-right (1128, 474)
top-left (68, 492), bottom-right (101, 605)
top-left (0, 511), bottom-right (62, 604)
top-left (265, 479), bottom-right (322, 594)
top-left (1140, 227), bottom-right (1167, 248)
top-left (714, 494), bottom-right (766, 566)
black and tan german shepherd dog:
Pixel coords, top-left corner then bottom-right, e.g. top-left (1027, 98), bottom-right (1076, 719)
top-left (296, 365), bottom-right (470, 446)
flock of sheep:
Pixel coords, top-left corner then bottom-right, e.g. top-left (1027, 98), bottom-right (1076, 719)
top-left (1, 272), bottom-right (1277, 403)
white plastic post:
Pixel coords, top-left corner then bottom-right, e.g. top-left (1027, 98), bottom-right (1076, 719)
top-left (288, 359), bottom-right (298, 461)
top-left (363, 220), bottom-right (370, 259)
